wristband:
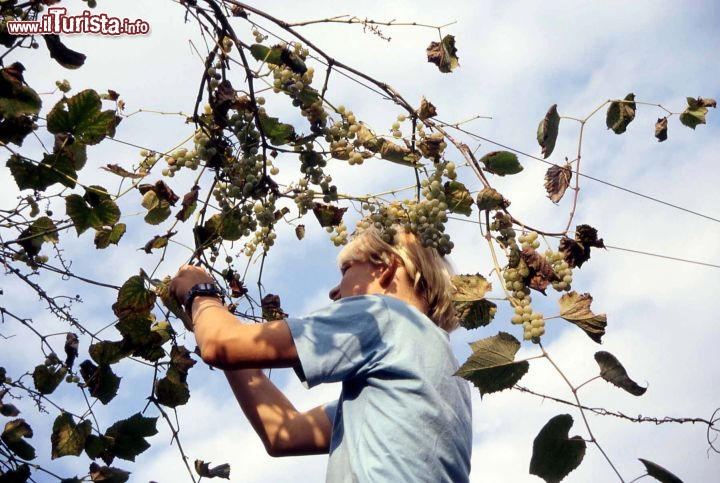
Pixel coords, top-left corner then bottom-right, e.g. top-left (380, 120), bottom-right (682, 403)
top-left (183, 283), bottom-right (224, 313)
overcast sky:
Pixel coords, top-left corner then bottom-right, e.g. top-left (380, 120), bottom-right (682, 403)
top-left (2, 0), bottom-right (719, 482)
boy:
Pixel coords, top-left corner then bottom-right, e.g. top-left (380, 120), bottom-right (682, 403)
top-left (170, 227), bottom-right (472, 482)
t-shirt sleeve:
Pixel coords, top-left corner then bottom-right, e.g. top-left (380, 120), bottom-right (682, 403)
top-left (285, 295), bottom-right (390, 387)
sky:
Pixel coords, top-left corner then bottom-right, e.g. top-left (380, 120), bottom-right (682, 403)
top-left (1, 0), bottom-right (719, 482)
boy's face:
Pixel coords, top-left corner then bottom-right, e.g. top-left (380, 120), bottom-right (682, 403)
top-left (328, 259), bottom-right (384, 301)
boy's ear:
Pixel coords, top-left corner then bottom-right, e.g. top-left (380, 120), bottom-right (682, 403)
top-left (379, 256), bottom-right (399, 288)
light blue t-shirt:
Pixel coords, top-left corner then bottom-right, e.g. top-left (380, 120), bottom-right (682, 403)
top-left (286, 294), bottom-right (472, 483)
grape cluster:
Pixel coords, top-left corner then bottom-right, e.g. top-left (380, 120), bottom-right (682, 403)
top-left (548, 250), bottom-right (573, 291)
top-left (504, 264), bottom-right (545, 341)
top-left (328, 222), bottom-right (348, 246)
top-left (354, 164), bottom-right (455, 255)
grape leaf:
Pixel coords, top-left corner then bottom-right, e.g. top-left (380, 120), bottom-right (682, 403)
top-left (101, 164), bottom-right (148, 179)
top-left (65, 189), bottom-right (121, 236)
top-left (0, 114), bottom-right (35, 146)
top-left (479, 151), bottom-right (523, 176)
top-left (176, 185), bottom-right (200, 222)
top-left (249, 44), bottom-right (307, 73)
top-left (455, 332), bottom-right (529, 397)
top-left (154, 370), bottom-right (190, 408)
top-left (452, 274), bottom-right (495, 329)
top-left (64, 333), bottom-right (79, 368)
top-left (47, 89), bottom-right (117, 145)
top-left (655, 117), bottom-right (668, 142)
top-left (32, 364), bottom-right (67, 395)
top-left (295, 224), bottom-right (306, 240)
top-left (594, 351), bottom-right (647, 396)
top-left (94, 223), bottom-right (126, 249)
top-left (606, 93), bottom-right (636, 134)
top-left (115, 314), bottom-right (166, 362)
top-left (679, 96), bottom-right (716, 129)
top-left (7, 152), bottom-right (77, 192)
top-left (521, 247), bottom-right (560, 294)
top-left (529, 414), bottom-right (586, 483)
top-left (51, 413), bottom-right (91, 459)
top-left (195, 460), bottom-right (231, 479)
top-left (444, 181), bottom-right (474, 216)
top-left (559, 224), bottom-right (604, 268)
top-left (18, 216), bottom-right (58, 258)
top-left (0, 403), bottom-right (20, 417)
top-left (112, 275), bottom-right (156, 318)
top-left (79, 361), bottom-right (121, 405)
top-left (544, 164), bottom-right (572, 203)
top-left (638, 458), bottom-right (684, 483)
top-left (2, 419), bottom-right (36, 461)
top-left (142, 232), bottom-right (176, 254)
top-left (418, 132), bottom-right (445, 160)
top-left (426, 34), bottom-right (459, 73)
top-left (88, 463), bottom-right (130, 483)
top-left (418, 96), bottom-right (438, 119)
top-left (89, 341), bottom-right (128, 365)
top-left (558, 291), bottom-right (607, 343)
top-left (104, 413), bottom-right (158, 462)
top-left (537, 104), bottom-right (560, 158)
top-left (43, 34), bottom-right (86, 69)
top-left (476, 187), bottom-right (510, 212)
top-left (0, 63), bottom-right (42, 118)
top-left (312, 203), bottom-right (347, 228)
top-left (0, 463), bottom-right (30, 482)
top-left (259, 113), bottom-right (296, 145)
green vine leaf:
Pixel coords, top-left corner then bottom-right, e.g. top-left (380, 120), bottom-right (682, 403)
top-left (65, 188), bottom-right (121, 236)
top-left (195, 460), bottom-right (231, 479)
top-left (155, 346), bottom-right (195, 408)
top-left (0, 114), bottom-right (35, 146)
top-left (655, 117), bottom-right (668, 142)
top-left (529, 414), bottom-right (586, 483)
top-left (479, 151), bottom-right (523, 176)
top-left (104, 413), bottom-right (158, 462)
top-left (558, 291), bottom-right (607, 343)
top-left (6, 153), bottom-right (76, 192)
top-left (42, 34), bottom-right (87, 70)
top-left (204, 209), bottom-right (244, 241)
top-left (47, 89), bottom-right (117, 145)
top-left (638, 458), bottom-right (684, 483)
top-left (89, 341), bottom-right (129, 366)
top-left (544, 164), bottom-right (572, 203)
top-left (426, 34), bottom-right (459, 73)
top-left (259, 113), bottom-right (297, 145)
top-left (312, 202), bottom-right (347, 228)
top-left (51, 413), bottom-right (91, 459)
top-left (18, 216), bottom-right (58, 258)
top-left (455, 332), bottom-right (529, 397)
top-left (249, 44), bottom-right (307, 73)
top-left (101, 163), bottom-right (148, 179)
top-left (594, 351), bottom-right (647, 396)
top-left (0, 63), bottom-right (42, 118)
top-left (32, 364), bottom-right (67, 395)
top-left (0, 402), bottom-right (20, 417)
top-left (443, 181), bottom-right (474, 216)
top-left (88, 462), bottom-right (130, 483)
top-left (115, 314), bottom-right (166, 362)
top-left (476, 187), bottom-right (510, 212)
top-left (94, 223), bottom-right (126, 249)
top-left (451, 274), bottom-right (496, 329)
top-left (0, 463), bottom-right (30, 482)
top-left (112, 275), bottom-right (156, 318)
top-left (679, 96), bottom-right (716, 129)
top-left (2, 419), bottom-right (36, 461)
top-left (142, 232), bottom-right (176, 254)
top-left (79, 361), bottom-right (121, 405)
top-left (537, 104), bottom-right (560, 159)
top-left (606, 93), bottom-right (636, 134)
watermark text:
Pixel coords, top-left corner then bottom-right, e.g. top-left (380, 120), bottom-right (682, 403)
top-left (7, 7), bottom-right (150, 36)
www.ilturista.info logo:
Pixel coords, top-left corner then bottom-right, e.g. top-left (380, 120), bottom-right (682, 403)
top-left (7, 7), bottom-right (150, 36)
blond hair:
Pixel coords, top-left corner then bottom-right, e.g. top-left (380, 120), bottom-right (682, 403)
top-left (338, 226), bottom-right (458, 332)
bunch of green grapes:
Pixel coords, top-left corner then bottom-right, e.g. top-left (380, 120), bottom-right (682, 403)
top-left (328, 222), bottom-right (348, 246)
top-left (547, 250), bottom-right (573, 291)
top-left (518, 230), bottom-right (541, 250)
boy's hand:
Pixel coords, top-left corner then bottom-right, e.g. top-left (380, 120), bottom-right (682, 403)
top-left (170, 264), bottom-right (215, 305)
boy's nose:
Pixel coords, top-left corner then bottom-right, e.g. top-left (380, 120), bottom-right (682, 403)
top-left (329, 285), bottom-right (340, 301)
